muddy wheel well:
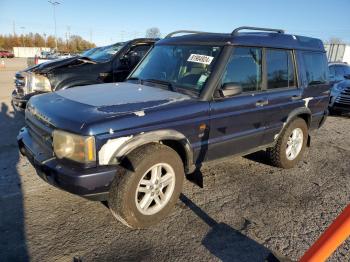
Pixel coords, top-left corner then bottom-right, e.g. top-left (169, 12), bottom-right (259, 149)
top-left (118, 140), bottom-right (189, 173)
top-left (298, 113), bottom-right (311, 127)
top-left (161, 140), bottom-right (188, 171)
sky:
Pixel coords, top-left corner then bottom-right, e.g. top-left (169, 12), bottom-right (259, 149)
top-left (0, 0), bottom-right (349, 46)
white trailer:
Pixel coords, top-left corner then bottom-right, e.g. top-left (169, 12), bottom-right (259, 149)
top-left (324, 44), bottom-right (350, 64)
top-left (12, 47), bottom-right (51, 58)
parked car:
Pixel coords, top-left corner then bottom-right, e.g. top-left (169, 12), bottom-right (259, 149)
top-left (12, 38), bottom-right (157, 111)
top-left (0, 50), bottom-right (14, 58)
top-left (329, 62), bottom-right (350, 114)
top-left (18, 27), bottom-right (330, 228)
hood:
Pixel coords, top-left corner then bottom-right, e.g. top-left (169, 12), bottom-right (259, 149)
top-left (27, 82), bottom-right (192, 134)
top-left (336, 79), bottom-right (350, 89)
top-left (31, 56), bottom-right (79, 74)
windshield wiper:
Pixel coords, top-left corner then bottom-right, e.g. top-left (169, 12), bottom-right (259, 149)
top-left (143, 78), bottom-right (177, 92)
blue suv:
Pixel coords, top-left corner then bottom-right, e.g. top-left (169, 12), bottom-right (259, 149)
top-left (17, 27), bottom-right (330, 228)
top-left (328, 62), bottom-right (350, 114)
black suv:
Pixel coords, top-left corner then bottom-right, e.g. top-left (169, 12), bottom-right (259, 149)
top-left (18, 27), bottom-right (330, 228)
top-left (329, 62), bottom-right (350, 114)
top-left (12, 38), bottom-right (157, 111)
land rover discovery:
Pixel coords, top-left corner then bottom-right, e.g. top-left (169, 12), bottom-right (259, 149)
top-left (18, 27), bottom-right (330, 228)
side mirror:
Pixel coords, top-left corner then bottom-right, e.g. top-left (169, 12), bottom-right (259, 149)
top-left (220, 83), bottom-right (242, 97)
top-left (344, 74), bottom-right (350, 80)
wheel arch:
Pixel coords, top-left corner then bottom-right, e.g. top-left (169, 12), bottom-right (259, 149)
top-left (102, 130), bottom-right (195, 174)
top-left (285, 107), bottom-right (312, 128)
top-left (280, 107), bottom-right (312, 147)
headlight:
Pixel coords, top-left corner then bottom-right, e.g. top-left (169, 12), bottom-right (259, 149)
top-left (53, 130), bottom-right (96, 164)
top-left (31, 74), bottom-right (51, 92)
top-left (332, 84), bottom-right (343, 92)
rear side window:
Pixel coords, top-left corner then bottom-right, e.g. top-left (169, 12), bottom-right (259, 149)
top-left (303, 52), bottom-right (328, 86)
top-left (266, 49), bottom-right (296, 89)
top-left (222, 47), bottom-right (262, 92)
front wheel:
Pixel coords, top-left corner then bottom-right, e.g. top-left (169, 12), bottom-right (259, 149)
top-left (267, 118), bottom-right (308, 169)
top-left (108, 143), bottom-right (184, 228)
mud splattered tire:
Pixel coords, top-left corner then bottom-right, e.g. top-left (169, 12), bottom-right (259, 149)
top-left (108, 143), bottom-right (184, 228)
top-left (267, 118), bottom-right (308, 169)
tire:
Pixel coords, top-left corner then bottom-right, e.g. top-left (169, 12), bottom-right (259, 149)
top-left (267, 118), bottom-right (308, 169)
top-left (329, 108), bottom-right (341, 116)
top-left (108, 143), bottom-right (184, 228)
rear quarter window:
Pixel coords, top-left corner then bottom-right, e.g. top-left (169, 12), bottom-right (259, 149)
top-left (302, 52), bottom-right (328, 86)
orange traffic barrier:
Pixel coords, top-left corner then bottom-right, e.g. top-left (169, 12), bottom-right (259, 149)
top-left (300, 204), bottom-right (350, 262)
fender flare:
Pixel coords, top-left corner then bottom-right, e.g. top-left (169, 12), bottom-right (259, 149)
top-left (276, 106), bottom-right (312, 146)
top-left (285, 106), bottom-right (312, 127)
top-left (99, 129), bottom-right (194, 172)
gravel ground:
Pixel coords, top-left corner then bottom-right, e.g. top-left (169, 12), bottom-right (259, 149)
top-left (0, 58), bottom-right (349, 262)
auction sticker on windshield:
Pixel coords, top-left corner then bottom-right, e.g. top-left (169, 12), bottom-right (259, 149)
top-left (187, 54), bottom-right (214, 65)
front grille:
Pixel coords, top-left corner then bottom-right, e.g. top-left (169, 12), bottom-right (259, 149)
top-left (14, 72), bottom-right (26, 95)
top-left (26, 113), bottom-right (54, 153)
top-left (336, 87), bottom-right (350, 105)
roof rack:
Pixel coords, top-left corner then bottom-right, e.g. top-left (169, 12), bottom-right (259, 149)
top-left (165, 30), bottom-right (211, 38)
top-left (231, 26), bottom-right (285, 35)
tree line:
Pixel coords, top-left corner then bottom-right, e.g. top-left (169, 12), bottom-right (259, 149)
top-left (0, 33), bottom-right (96, 53)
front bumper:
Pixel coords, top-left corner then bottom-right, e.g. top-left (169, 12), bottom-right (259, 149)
top-left (331, 102), bottom-right (350, 113)
top-left (17, 127), bottom-right (117, 201)
top-left (11, 90), bottom-right (33, 112)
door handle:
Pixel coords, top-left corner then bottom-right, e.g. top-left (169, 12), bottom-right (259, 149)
top-left (256, 99), bottom-right (269, 106)
top-left (291, 95), bottom-right (302, 100)
top-left (323, 90), bottom-right (330, 95)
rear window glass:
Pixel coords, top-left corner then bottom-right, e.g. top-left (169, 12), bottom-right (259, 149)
top-left (303, 52), bottom-right (328, 86)
top-left (266, 49), bottom-right (295, 89)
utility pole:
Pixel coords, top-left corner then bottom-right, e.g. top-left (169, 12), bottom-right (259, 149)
top-left (67, 25), bottom-right (71, 39)
top-left (48, 1), bottom-right (60, 50)
top-left (89, 28), bottom-right (92, 43)
top-left (43, 33), bottom-right (47, 48)
top-left (20, 26), bottom-right (25, 47)
top-left (13, 21), bottom-right (16, 35)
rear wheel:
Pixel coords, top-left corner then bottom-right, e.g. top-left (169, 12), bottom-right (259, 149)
top-left (267, 118), bottom-right (308, 169)
top-left (108, 143), bottom-right (184, 228)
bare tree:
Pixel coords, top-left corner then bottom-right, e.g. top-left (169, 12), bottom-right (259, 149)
top-left (145, 27), bottom-right (161, 38)
top-left (325, 37), bottom-right (345, 44)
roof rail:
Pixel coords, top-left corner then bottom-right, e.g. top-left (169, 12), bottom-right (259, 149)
top-left (165, 30), bottom-right (211, 38)
top-left (231, 26), bottom-right (285, 35)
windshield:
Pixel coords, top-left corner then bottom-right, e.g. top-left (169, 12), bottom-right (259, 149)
top-left (81, 47), bottom-right (100, 57)
top-left (84, 42), bottom-right (125, 62)
top-left (130, 45), bottom-right (222, 93)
